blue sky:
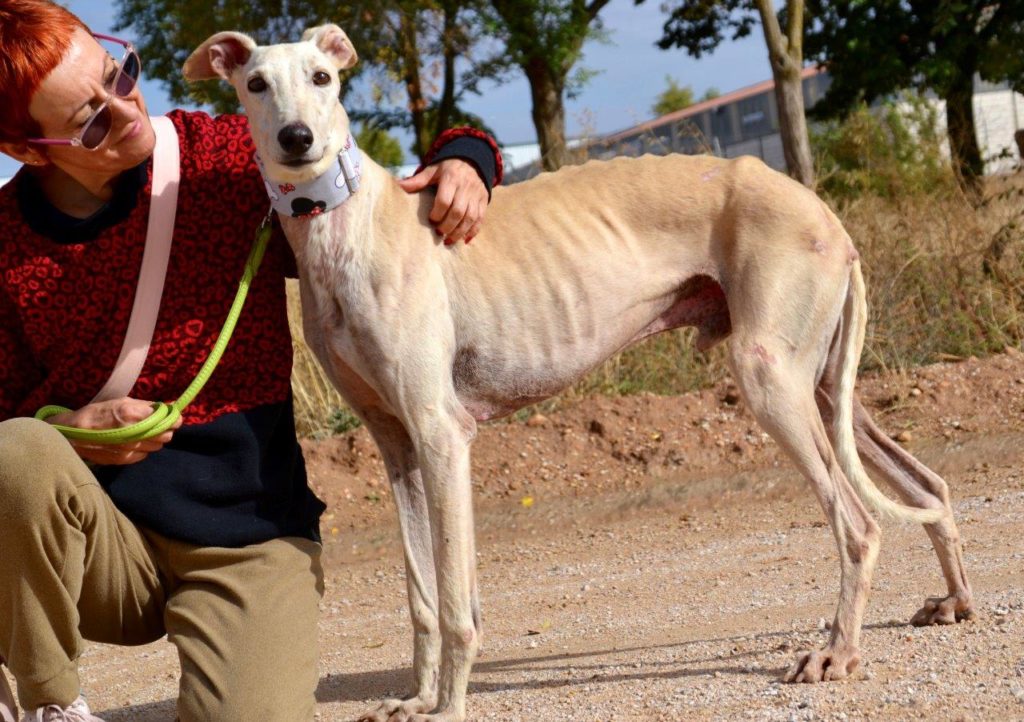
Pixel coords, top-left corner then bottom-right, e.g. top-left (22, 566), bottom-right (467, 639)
top-left (0, 0), bottom-right (772, 178)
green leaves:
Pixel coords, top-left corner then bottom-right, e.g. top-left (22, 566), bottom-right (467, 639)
top-left (640, 0), bottom-right (759, 58)
top-left (805, 0), bottom-right (1024, 193)
top-left (114, 0), bottom-right (512, 150)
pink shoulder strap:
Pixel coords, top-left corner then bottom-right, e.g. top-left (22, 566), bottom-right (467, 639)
top-left (91, 115), bottom-right (180, 403)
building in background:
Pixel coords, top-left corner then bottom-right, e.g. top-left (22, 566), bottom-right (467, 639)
top-left (591, 67), bottom-right (830, 174)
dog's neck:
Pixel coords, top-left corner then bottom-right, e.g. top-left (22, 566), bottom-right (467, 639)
top-left (255, 134), bottom-right (362, 218)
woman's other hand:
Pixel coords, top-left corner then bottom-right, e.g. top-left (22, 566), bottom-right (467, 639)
top-left (46, 397), bottom-right (182, 465)
top-left (398, 158), bottom-right (488, 244)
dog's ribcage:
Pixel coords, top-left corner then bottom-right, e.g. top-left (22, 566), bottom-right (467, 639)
top-left (440, 155), bottom-right (729, 421)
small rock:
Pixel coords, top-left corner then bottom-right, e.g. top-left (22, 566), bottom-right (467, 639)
top-left (895, 430), bottom-right (913, 443)
top-left (526, 413), bottom-right (548, 428)
top-left (910, 387), bottom-right (922, 397)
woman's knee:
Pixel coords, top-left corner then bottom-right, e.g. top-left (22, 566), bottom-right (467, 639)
top-left (0, 417), bottom-right (83, 516)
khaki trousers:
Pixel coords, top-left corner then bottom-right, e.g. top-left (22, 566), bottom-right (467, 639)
top-left (0, 418), bottom-right (324, 721)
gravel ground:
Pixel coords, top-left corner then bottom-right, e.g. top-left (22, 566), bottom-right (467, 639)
top-left (4, 354), bottom-right (1023, 721)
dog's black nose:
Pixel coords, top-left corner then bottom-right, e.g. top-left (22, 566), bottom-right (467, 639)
top-left (278, 123), bottom-right (314, 155)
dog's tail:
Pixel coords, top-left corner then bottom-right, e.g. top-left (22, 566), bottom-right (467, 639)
top-left (831, 261), bottom-right (944, 524)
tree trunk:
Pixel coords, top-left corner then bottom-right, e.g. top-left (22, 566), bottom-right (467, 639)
top-left (434, 6), bottom-right (458, 139)
top-left (525, 60), bottom-right (569, 172)
top-left (399, 14), bottom-right (429, 161)
top-left (756, 0), bottom-right (814, 187)
top-left (945, 73), bottom-right (984, 202)
top-left (772, 65), bottom-right (815, 187)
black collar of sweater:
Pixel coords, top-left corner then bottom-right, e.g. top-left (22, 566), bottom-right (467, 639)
top-left (14, 160), bottom-right (149, 245)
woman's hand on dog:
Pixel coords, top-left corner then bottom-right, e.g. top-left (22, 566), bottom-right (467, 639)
top-left (46, 397), bottom-right (183, 466)
top-left (399, 158), bottom-right (488, 244)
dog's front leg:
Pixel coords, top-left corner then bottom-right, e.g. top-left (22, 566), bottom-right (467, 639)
top-left (405, 401), bottom-right (479, 722)
top-left (358, 413), bottom-right (441, 722)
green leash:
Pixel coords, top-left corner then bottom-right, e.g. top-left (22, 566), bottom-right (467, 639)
top-left (35, 215), bottom-right (274, 444)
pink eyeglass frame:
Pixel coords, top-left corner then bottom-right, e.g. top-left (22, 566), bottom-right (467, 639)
top-left (26, 33), bottom-right (140, 149)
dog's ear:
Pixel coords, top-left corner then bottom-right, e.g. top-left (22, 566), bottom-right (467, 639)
top-left (302, 24), bottom-right (358, 70)
top-left (183, 32), bottom-right (257, 82)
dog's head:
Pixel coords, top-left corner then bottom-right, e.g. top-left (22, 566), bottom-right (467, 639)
top-left (183, 25), bottom-right (357, 182)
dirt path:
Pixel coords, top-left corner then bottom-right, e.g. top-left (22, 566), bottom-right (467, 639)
top-left (11, 353), bottom-right (1024, 720)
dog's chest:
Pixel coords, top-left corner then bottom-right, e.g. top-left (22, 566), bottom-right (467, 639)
top-left (287, 215), bottom-right (393, 386)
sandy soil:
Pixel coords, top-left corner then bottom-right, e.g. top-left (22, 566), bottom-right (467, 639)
top-left (7, 350), bottom-right (1024, 721)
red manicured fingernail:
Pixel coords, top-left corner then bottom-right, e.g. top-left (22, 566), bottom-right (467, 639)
top-left (444, 237), bottom-right (455, 246)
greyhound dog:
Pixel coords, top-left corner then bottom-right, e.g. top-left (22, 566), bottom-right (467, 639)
top-left (185, 25), bottom-right (975, 722)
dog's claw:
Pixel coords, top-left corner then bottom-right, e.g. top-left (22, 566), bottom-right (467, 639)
top-left (910, 595), bottom-right (976, 626)
top-left (358, 696), bottom-right (434, 722)
top-left (783, 646), bottom-right (860, 683)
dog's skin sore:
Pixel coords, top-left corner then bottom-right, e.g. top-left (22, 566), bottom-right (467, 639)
top-left (753, 343), bottom-right (777, 365)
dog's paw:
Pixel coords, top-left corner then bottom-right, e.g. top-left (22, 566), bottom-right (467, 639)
top-left (783, 646), bottom-right (860, 683)
top-left (910, 595), bottom-right (976, 626)
top-left (357, 696), bottom-right (434, 722)
top-left (407, 712), bottom-right (463, 722)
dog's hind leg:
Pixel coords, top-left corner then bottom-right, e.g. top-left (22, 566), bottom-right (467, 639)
top-left (851, 400), bottom-right (974, 625)
top-left (358, 413), bottom-right (442, 722)
top-left (730, 338), bottom-right (881, 682)
top-left (814, 331), bottom-right (975, 627)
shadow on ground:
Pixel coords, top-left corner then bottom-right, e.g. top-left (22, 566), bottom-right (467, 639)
top-left (98, 618), bottom-right (911, 719)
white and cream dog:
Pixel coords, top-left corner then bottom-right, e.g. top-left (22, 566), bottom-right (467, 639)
top-left (185, 25), bottom-right (975, 722)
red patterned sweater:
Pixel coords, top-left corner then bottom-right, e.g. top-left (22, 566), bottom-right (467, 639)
top-left (0, 110), bottom-right (501, 547)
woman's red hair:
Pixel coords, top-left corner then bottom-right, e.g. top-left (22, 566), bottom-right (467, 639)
top-left (0, 0), bottom-right (87, 143)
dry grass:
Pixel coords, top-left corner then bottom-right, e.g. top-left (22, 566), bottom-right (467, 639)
top-left (286, 284), bottom-right (348, 438)
top-left (287, 173), bottom-right (1024, 438)
top-left (844, 178), bottom-right (1024, 371)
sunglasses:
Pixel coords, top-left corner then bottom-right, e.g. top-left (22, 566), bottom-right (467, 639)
top-left (27, 33), bottom-right (141, 151)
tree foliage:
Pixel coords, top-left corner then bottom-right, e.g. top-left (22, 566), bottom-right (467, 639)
top-left (804, 0), bottom-right (1024, 198)
top-left (114, 0), bottom-right (371, 113)
top-left (486, 0), bottom-right (612, 170)
top-left (114, 0), bottom-right (512, 160)
top-left (652, 78), bottom-right (722, 116)
top-left (649, 0), bottom-right (759, 56)
top-left (814, 94), bottom-right (952, 200)
top-left (652, 77), bottom-right (695, 115)
top-left (361, 0), bottom-right (513, 158)
top-left (355, 124), bottom-right (405, 169)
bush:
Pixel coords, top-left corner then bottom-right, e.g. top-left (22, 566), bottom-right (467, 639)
top-left (813, 93), bottom-right (955, 200)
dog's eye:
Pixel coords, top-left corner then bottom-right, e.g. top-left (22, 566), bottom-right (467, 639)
top-left (247, 76), bottom-right (267, 93)
top-left (312, 71), bottom-right (332, 87)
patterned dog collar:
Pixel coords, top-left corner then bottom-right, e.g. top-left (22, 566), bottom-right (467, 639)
top-left (255, 135), bottom-right (362, 218)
